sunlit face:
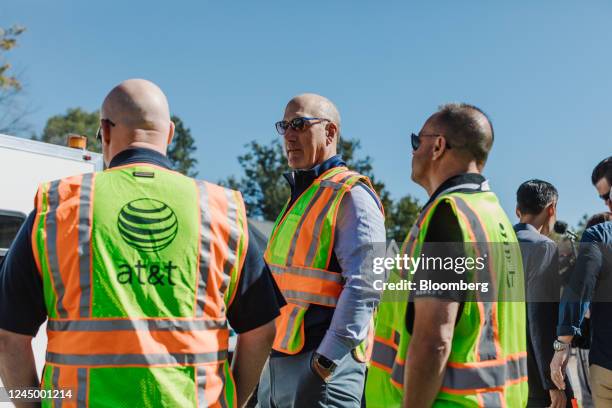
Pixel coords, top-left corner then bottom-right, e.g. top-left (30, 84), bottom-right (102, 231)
top-left (282, 102), bottom-right (330, 170)
top-left (595, 177), bottom-right (612, 212)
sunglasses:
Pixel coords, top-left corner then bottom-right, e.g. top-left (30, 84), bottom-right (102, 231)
top-left (96, 118), bottom-right (116, 142)
top-left (410, 133), bottom-right (453, 151)
top-left (275, 117), bottom-right (330, 135)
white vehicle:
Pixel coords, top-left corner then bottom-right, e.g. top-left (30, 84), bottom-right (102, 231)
top-left (0, 133), bottom-right (102, 402)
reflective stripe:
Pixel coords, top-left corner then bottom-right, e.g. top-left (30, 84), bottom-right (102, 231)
top-left (78, 173), bottom-right (93, 318)
top-left (268, 264), bottom-right (343, 283)
top-left (52, 366), bottom-right (60, 408)
top-left (197, 366), bottom-right (208, 408)
top-left (196, 181), bottom-right (211, 317)
top-left (47, 318), bottom-right (227, 332)
top-left (77, 368), bottom-right (88, 408)
top-left (220, 189), bottom-right (239, 297)
top-left (304, 174), bottom-right (355, 266)
top-left (46, 351), bottom-right (228, 366)
top-left (282, 290), bottom-right (338, 307)
top-left (371, 340), bottom-right (396, 370)
top-left (285, 186), bottom-right (326, 265)
top-left (280, 305), bottom-right (301, 350)
top-left (391, 360), bottom-right (405, 388)
top-left (46, 180), bottom-right (68, 318)
top-left (481, 391), bottom-right (503, 407)
top-left (442, 355), bottom-right (527, 391)
top-left (218, 362), bottom-right (229, 408)
top-left (453, 196), bottom-right (499, 360)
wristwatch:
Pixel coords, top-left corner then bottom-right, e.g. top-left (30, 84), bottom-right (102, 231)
top-left (312, 352), bottom-right (337, 381)
top-left (553, 340), bottom-right (570, 352)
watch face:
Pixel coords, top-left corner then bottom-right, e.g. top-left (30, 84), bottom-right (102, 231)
top-left (317, 355), bottom-right (333, 369)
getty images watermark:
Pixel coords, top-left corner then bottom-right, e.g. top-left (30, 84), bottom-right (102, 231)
top-left (371, 252), bottom-right (490, 294)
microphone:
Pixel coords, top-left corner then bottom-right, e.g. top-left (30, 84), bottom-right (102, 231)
top-left (554, 220), bottom-right (578, 240)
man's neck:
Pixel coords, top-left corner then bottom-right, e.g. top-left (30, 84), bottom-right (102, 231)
top-left (426, 161), bottom-right (480, 197)
top-left (519, 216), bottom-right (546, 234)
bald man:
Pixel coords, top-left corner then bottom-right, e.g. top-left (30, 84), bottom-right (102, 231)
top-left (257, 94), bottom-right (386, 407)
top-left (366, 104), bottom-right (528, 407)
top-left (0, 79), bottom-right (284, 407)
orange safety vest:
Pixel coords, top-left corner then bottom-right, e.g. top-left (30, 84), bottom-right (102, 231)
top-left (264, 166), bottom-right (383, 355)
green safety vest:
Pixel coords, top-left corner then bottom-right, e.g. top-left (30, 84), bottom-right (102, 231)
top-left (32, 163), bottom-right (247, 407)
top-left (264, 166), bottom-right (381, 358)
top-left (365, 189), bottom-right (528, 407)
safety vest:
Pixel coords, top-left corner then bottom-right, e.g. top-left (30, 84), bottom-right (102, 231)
top-left (365, 190), bottom-right (528, 407)
top-left (264, 166), bottom-right (382, 355)
top-left (31, 162), bottom-right (247, 408)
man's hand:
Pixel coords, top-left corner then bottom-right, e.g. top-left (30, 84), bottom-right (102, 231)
top-left (550, 348), bottom-right (570, 390)
top-left (0, 329), bottom-right (39, 408)
top-left (549, 388), bottom-right (566, 408)
top-left (310, 353), bottom-right (335, 382)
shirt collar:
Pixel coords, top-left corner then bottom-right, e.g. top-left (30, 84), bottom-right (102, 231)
top-left (108, 147), bottom-right (173, 170)
top-left (283, 154), bottom-right (346, 192)
top-left (425, 173), bottom-right (489, 207)
top-left (514, 222), bottom-right (540, 234)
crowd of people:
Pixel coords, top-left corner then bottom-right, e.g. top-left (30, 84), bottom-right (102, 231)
top-left (0, 78), bottom-right (610, 408)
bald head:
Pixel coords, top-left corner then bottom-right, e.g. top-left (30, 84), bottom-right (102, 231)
top-left (428, 103), bottom-right (494, 166)
top-left (286, 93), bottom-right (341, 131)
top-left (99, 79), bottom-right (174, 165)
top-left (102, 79), bottom-right (171, 131)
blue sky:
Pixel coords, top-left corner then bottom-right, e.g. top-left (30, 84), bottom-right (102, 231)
top-left (2, 1), bottom-right (611, 226)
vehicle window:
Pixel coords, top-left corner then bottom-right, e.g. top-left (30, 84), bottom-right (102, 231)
top-left (0, 211), bottom-right (26, 251)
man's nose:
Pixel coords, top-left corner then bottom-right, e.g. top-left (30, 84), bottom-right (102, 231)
top-left (284, 128), bottom-right (298, 141)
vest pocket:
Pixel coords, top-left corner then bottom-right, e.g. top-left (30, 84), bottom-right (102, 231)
top-left (273, 302), bottom-right (309, 354)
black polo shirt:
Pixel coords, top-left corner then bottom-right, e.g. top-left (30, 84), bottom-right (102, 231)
top-left (0, 147), bottom-right (285, 335)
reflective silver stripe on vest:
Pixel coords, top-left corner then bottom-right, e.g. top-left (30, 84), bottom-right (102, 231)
top-left (46, 180), bottom-right (68, 318)
top-left (371, 339), bottom-right (396, 370)
top-left (52, 365), bottom-right (60, 408)
top-left (452, 196), bottom-right (498, 360)
top-left (268, 264), bottom-right (343, 283)
top-left (391, 360), bottom-right (405, 386)
top-left (46, 350), bottom-right (228, 366)
top-left (282, 290), bottom-right (338, 307)
top-left (77, 367), bottom-right (88, 407)
top-left (285, 186), bottom-right (327, 265)
top-left (197, 366), bottom-right (208, 408)
top-left (196, 181), bottom-right (211, 317)
top-left (47, 318), bottom-right (227, 332)
top-left (442, 355), bottom-right (527, 390)
top-left (304, 174), bottom-right (356, 266)
top-left (280, 305), bottom-right (301, 350)
top-left (218, 362), bottom-right (229, 408)
top-left (480, 391), bottom-right (503, 407)
top-left (220, 188), bottom-right (240, 298)
top-left (78, 173), bottom-right (93, 318)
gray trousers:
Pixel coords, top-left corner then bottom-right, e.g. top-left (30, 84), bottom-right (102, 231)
top-left (256, 351), bottom-right (366, 408)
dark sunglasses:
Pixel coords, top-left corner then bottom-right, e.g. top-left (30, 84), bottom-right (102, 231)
top-left (410, 133), bottom-right (453, 151)
top-left (96, 118), bottom-right (116, 142)
top-left (275, 117), bottom-right (330, 135)
top-left (599, 189), bottom-right (612, 201)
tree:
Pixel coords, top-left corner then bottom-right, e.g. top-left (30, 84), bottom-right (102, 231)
top-left (38, 108), bottom-right (101, 152)
top-left (222, 137), bottom-right (421, 242)
top-left (168, 115), bottom-right (198, 177)
top-left (0, 25), bottom-right (29, 135)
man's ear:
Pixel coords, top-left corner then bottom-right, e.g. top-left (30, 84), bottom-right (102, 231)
top-left (167, 121), bottom-right (175, 146)
top-left (325, 123), bottom-right (337, 145)
top-left (432, 136), bottom-right (447, 160)
top-left (515, 206), bottom-right (521, 219)
top-left (547, 203), bottom-right (556, 217)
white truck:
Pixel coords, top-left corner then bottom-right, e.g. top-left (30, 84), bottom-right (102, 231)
top-left (0, 133), bottom-right (103, 405)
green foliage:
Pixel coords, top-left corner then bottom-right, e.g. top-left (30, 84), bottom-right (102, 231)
top-left (38, 108), bottom-right (101, 152)
top-left (168, 115), bottom-right (198, 177)
top-left (222, 137), bottom-right (421, 242)
top-left (0, 25), bottom-right (26, 91)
